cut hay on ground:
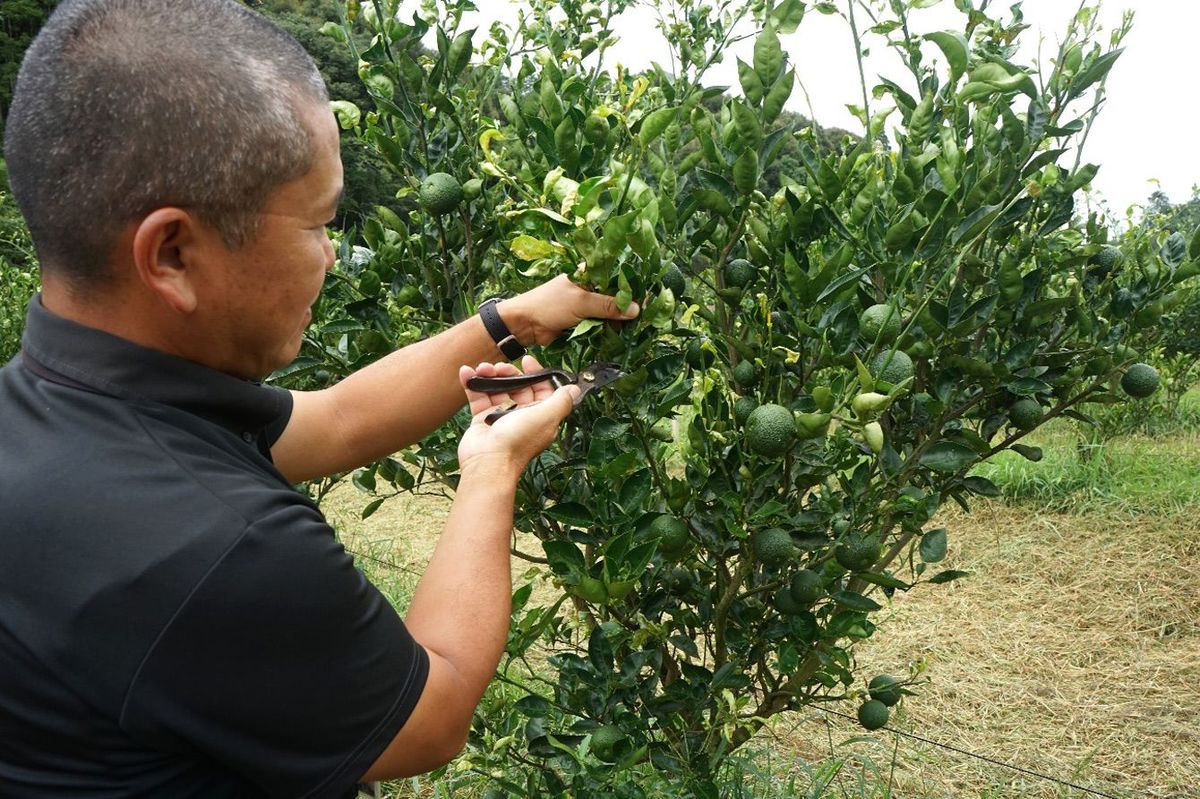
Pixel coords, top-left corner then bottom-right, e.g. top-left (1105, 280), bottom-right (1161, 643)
top-left (779, 502), bottom-right (1200, 798)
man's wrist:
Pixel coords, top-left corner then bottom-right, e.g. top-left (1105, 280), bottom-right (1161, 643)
top-left (494, 298), bottom-right (535, 349)
top-left (479, 298), bottom-right (528, 360)
top-left (459, 456), bottom-right (525, 492)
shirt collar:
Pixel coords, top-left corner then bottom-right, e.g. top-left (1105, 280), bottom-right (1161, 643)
top-left (20, 295), bottom-right (288, 435)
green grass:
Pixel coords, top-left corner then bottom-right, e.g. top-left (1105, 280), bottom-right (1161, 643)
top-left (972, 390), bottom-right (1200, 514)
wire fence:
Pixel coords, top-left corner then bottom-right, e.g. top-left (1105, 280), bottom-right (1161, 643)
top-left (815, 707), bottom-right (1125, 799)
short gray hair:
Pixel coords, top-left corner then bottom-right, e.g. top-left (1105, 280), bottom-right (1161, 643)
top-left (3, 0), bottom-right (330, 285)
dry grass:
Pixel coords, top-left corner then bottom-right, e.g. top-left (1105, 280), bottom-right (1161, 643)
top-left (323, 486), bottom-right (1200, 798)
top-left (778, 503), bottom-right (1200, 798)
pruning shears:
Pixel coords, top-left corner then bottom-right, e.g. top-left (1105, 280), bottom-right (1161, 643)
top-left (465, 361), bottom-right (625, 425)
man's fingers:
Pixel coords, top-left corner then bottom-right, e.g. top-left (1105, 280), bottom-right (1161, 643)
top-left (585, 289), bottom-right (640, 321)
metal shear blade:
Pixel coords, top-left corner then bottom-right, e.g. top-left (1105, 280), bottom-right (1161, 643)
top-left (465, 362), bottom-right (624, 425)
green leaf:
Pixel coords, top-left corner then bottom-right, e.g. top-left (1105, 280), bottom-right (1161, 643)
top-left (857, 572), bottom-right (912, 590)
top-left (1011, 443), bottom-right (1043, 462)
top-left (319, 21), bottom-right (347, 43)
top-left (961, 476), bottom-right (1001, 497)
top-left (924, 31), bottom-right (969, 81)
top-left (360, 497), bottom-right (385, 520)
top-left (1068, 49), bottom-right (1122, 100)
top-left (568, 318), bottom-right (605, 340)
top-left (1005, 377), bottom-right (1052, 396)
top-left (545, 502), bottom-right (594, 527)
top-left (920, 441), bottom-right (977, 473)
top-left (731, 100), bottom-right (762, 152)
top-left (815, 264), bottom-right (870, 304)
top-left (753, 25), bottom-right (783, 86)
top-left (762, 69), bottom-right (795, 124)
top-left (732, 149), bottom-right (759, 195)
top-left (951, 204), bottom-right (1002, 245)
top-left (543, 540), bottom-right (586, 576)
top-left (638, 106), bottom-right (678, 147)
top-left (446, 28), bottom-right (475, 82)
top-left (771, 0), bottom-right (806, 33)
top-left (737, 58), bottom-right (764, 106)
top-left (329, 100), bottom-right (361, 130)
top-left (928, 569), bottom-right (971, 585)
top-left (919, 528), bottom-right (947, 562)
top-left (642, 288), bottom-right (677, 331)
top-left (831, 590), bottom-right (882, 612)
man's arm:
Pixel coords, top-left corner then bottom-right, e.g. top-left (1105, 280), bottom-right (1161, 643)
top-left (362, 363), bottom-right (578, 780)
top-left (270, 275), bottom-right (638, 484)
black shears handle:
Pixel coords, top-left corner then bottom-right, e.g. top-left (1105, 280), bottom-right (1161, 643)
top-left (466, 363), bottom-right (623, 425)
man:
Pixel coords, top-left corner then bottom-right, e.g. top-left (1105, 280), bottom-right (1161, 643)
top-left (0, 0), bottom-right (636, 795)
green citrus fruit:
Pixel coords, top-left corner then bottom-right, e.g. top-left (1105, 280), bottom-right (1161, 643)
top-left (859, 304), bottom-right (902, 343)
top-left (745, 403), bottom-right (795, 457)
top-left (355, 330), bottom-right (391, 355)
top-left (583, 113), bottom-right (610, 144)
top-left (789, 569), bottom-right (824, 605)
top-left (835, 535), bottom-right (881, 572)
top-left (418, 172), bottom-right (463, 215)
top-left (396, 285), bottom-right (422, 308)
top-left (572, 576), bottom-right (608, 604)
top-left (461, 177), bottom-right (483, 201)
top-left (358, 270), bottom-right (382, 296)
top-left (733, 360), bottom-right (758, 388)
top-left (868, 674), bottom-right (903, 707)
top-left (1113, 344), bottom-right (1139, 364)
top-left (662, 264), bottom-right (686, 298)
top-left (685, 338), bottom-right (715, 369)
top-left (651, 515), bottom-right (691, 557)
top-left (723, 258), bottom-right (756, 290)
top-left (774, 586), bottom-right (805, 615)
top-left (869, 349), bottom-right (914, 386)
top-left (591, 724), bottom-right (625, 763)
top-left (313, 369), bottom-right (332, 384)
top-left (605, 578), bottom-right (637, 601)
top-left (1089, 245), bottom-right (1124, 275)
top-left (734, 396), bottom-right (758, 427)
top-left (665, 565), bottom-right (693, 594)
top-left (863, 421), bottom-right (885, 454)
top-left (753, 527), bottom-right (794, 566)
top-left (1120, 362), bottom-right (1159, 398)
top-left (857, 699), bottom-right (890, 730)
top-left (1008, 398), bottom-right (1043, 431)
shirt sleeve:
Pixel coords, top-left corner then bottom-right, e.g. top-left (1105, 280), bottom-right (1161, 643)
top-left (261, 384), bottom-right (294, 447)
top-left (119, 502), bottom-right (429, 798)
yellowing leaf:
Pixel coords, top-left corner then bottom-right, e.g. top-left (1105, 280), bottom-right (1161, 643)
top-left (510, 235), bottom-right (562, 261)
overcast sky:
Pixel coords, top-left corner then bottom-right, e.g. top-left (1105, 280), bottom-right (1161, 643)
top-left (400, 1), bottom-right (1197, 216)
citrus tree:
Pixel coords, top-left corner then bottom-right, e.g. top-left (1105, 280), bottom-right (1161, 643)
top-left (294, 0), bottom-right (1197, 793)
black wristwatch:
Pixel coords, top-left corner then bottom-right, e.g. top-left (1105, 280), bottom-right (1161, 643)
top-left (478, 297), bottom-right (527, 361)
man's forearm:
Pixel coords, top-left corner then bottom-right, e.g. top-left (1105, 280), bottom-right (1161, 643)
top-left (273, 311), bottom-right (509, 483)
top-left (402, 461), bottom-right (520, 701)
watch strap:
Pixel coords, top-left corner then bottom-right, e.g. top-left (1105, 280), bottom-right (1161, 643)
top-left (479, 298), bottom-right (527, 360)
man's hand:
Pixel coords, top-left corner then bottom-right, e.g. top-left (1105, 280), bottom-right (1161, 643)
top-left (498, 274), bottom-right (640, 346)
top-left (457, 356), bottom-right (579, 475)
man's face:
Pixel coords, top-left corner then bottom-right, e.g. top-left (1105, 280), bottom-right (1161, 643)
top-left (203, 101), bottom-right (343, 380)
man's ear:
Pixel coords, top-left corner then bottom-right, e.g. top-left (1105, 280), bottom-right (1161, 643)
top-left (131, 208), bottom-right (205, 314)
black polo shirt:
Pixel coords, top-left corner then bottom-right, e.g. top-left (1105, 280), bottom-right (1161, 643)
top-left (0, 298), bottom-right (428, 797)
